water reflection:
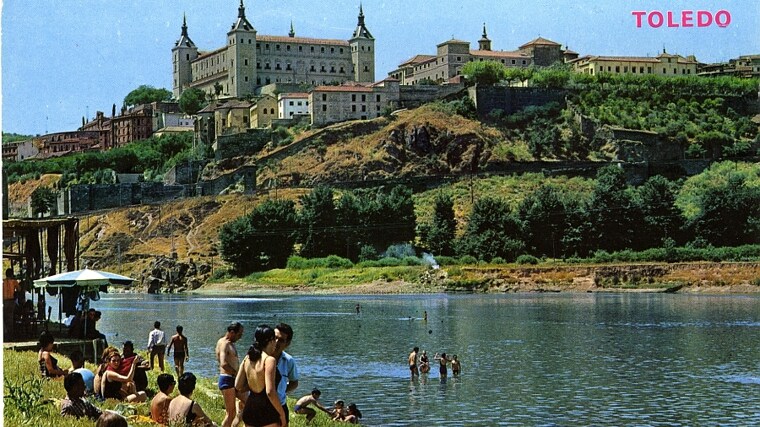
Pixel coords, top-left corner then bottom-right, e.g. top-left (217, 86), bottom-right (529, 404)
top-left (54, 293), bottom-right (760, 426)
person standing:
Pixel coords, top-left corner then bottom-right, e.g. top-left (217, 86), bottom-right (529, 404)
top-left (167, 325), bottom-right (189, 377)
top-left (408, 347), bottom-right (419, 376)
top-left (216, 322), bottom-right (245, 427)
top-left (147, 321), bottom-right (167, 371)
top-left (3, 268), bottom-right (19, 338)
top-left (274, 323), bottom-right (300, 425)
top-left (235, 325), bottom-right (287, 427)
top-left (451, 355), bottom-right (462, 375)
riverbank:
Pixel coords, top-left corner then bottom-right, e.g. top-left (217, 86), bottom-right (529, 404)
top-left (190, 262), bottom-right (760, 295)
top-left (2, 349), bottom-right (340, 427)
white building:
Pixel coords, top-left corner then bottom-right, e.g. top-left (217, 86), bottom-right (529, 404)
top-left (278, 93), bottom-right (310, 119)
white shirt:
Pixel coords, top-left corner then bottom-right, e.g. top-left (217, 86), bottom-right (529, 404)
top-left (148, 328), bottom-right (166, 348)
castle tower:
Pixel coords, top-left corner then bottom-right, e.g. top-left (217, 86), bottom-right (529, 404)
top-left (172, 14), bottom-right (198, 99)
top-left (478, 23), bottom-right (491, 51)
top-left (289, 21), bottom-right (295, 38)
top-left (227, 0), bottom-right (257, 97)
top-left (349, 4), bottom-right (375, 83)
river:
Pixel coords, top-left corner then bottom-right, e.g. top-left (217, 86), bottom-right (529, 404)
top-left (69, 293), bottom-right (760, 426)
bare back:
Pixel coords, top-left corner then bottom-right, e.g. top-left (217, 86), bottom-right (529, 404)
top-left (171, 334), bottom-right (188, 353)
top-left (240, 353), bottom-right (274, 393)
top-left (215, 336), bottom-right (239, 376)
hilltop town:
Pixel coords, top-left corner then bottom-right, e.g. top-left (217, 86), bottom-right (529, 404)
top-left (3, 1), bottom-right (758, 167)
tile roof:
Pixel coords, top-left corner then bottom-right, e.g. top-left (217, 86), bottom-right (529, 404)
top-left (437, 39), bottom-right (470, 47)
top-left (312, 85), bottom-right (373, 93)
top-left (258, 34), bottom-right (350, 47)
top-left (470, 50), bottom-right (529, 59)
top-left (519, 37), bottom-right (562, 49)
top-left (194, 47), bottom-right (227, 61)
top-left (279, 92), bottom-right (309, 98)
top-left (398, 54), bottom-right (437, 67)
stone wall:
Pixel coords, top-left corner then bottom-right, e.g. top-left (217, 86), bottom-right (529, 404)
top-left (164, 160), bottom-right (209, 185)
top-left (196, 165), bottom-right (256, 195)
top-left (58, 182), bottom-right (188, 214)
top-left (215, 129), bottom-right (271, 160)
top-left (398, 84), bottom-right (465, 108)
top-left (469, 86), bottom-right (567, 117)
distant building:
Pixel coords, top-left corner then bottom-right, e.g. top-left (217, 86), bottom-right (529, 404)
top-left (250, 94), bottom-right (278, 128)
top-left (309, 80), bottom-right (401, 127)
top-left (36, 131), bottom-right (101, 158)
top-left (698, 54), bottom-right (760, 78)
top-left (278, 93), bottom-right (309, 119)
top-left (172, 1), bottom-right (375, 99)
top-left (570, 49), bottom-right (699, 76)
top-left (2, 139), bottom-right (39, 162)
top-left (388, 25), bottom-right (572, 85)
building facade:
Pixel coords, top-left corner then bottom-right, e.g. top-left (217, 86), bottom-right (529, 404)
top-left (698, 54), bottom-right (760, 78)
top-left (388, 26), bottom-right (572, 85)
top-left (278, 93), bottom-right (309, 119)
top-left (172, 1), bottom-right (375, 99)
top-left (570, 50), bottom-right (699, 76)
top-left (309, 79), bottom-right (401, 126)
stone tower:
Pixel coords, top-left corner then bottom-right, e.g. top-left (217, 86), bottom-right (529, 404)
top-left (478, 23), bottom-right (492, 51)
top-left (172, 14), bottom-right (198, 99)
top-left (350, 5), bottom-right (375, 83)
top-left (227, 0), bottom-right (257, 97)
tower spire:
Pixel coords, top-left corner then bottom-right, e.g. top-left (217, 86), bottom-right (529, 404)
top-left (239, 0), bottom-right (246, 18)
top-left (352, 3), bottom-right (372, 39)
top-left (482, 22), bottom-right (488, 38)
top-left (358, 3), bottom-right (365, 26)
top-left (182, 13), bottom-right (188, 37)
top-left (289, 21), bottom-right (295, 37)
top-left (478, 22), bottom-right (491, 51)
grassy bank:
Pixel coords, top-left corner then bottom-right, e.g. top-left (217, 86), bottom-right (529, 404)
top-left (201, 260), bottom-right (760, 295)
top-left (2, 349), bottom-right (342, 426)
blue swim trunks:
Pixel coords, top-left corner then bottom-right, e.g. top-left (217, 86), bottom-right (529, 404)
top-left (218, 374), bottom-right (235, 390)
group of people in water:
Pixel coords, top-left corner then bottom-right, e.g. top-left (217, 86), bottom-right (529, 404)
top-left (38, 319), bottom-right (363, 426)
top-left (408, 347), bottom-right (462, 377)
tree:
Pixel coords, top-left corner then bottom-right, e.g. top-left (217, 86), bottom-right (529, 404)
top-left (31, 186), bottom-right (57, 217)
top-left (688, 175), bottom-right (760, 247)
top-left (457, 197), bottom-right (524, 261)
top-left (218, 199), bottom-right (298, 273)
top-left (298, 186), bottom-right (341, 258)
top-left (418, 193), bottom-right (456, 256)
top-left (587, 165), bottom-right (639, 252)
top-left (179, 88), bottom-right (208, 115)
top-left (461, 60), bottom-right (506, 86)
top-left (123, 85), bottom-right (171, 107)
top-left (635, 175), bottom-right (684, 247)
top-left (518, 184), bottom-right (574, 258)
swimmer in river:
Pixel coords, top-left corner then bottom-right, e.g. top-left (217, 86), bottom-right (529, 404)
top-left (408, 347), bottom-right (419, 376)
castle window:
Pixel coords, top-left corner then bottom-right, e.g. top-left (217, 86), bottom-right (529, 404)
top-left (311, 46), bottom-right (315, 52)
top-left (457, 56), bottom-right (461, 62)
top-left (364, 65), bottom-right (369, 71)
top-left (286, 63), bottom-right (292, 70)
top-left (257, 62), bottom-right (261, 69)
top-left (266, 77), bottom-right (271, 84)
top-left (265, 63), bottom-right (271, 69)
top-left (361, 46), bottom-right (365, 51)
top-left (322, 105), bottom-right (327, 112)
top-left (265, 44), bottom-right (270, 50)
top-left (352, 94), bottom-right (356, 102)
top-left (330, 66), bottom-right (335, 73)
top-left (522, 60), bottom-right (527, 65)
top-left (361, 94), bottom-right (366, 102)
top-left (322, 94), bottom-right (327, 101)
top-left (245, 76), bottom-right (249, 82)
top-left (276, 63), bottom-right (282, 70)
top-left (289, 101), bottom-right (294, 106)
top-left (376, 95), bottom-right (381, 102)
top-left (257, 77), bottom-right (261, 84)
top-left (624, 66), bottom-right (628, 72)
top-left (339, 67), bottom-right (345, 73)
top-left (615, 66), bottom-right (620, 73)
top-left (352, 105), bottom-right (356, 112)
top-left (340, 48), bottom-right (344, 53)
top-left (632, 67), bottom-right (636, 73)
top-left (310, 65), bottom-right (316, 72)
top-left (640, 67), bottom-right (644, 73)
top-left (331, 47), bottom-right (334, 53)
top-left (287, 45), bottom-right (291, 51)
top-left (320, 66), bottom-right (326, 72)
top-left (321, 47), bottom-right (325, 53)
top-left (248, 39), bottom-right (252, 44)
top-left (257, 43), bottom-right (260, 49)
top-left (244, 59), bottom-right (248, 66)
top-left (361, 105), bottom-right (366, 112)
top-left (299, 46), bottom-right (303, 52)
top-left (648, 67), bottom-right (652, 73)
top-left (186, 54), bottom-right (190, 60)
top-left (276, 44), bottom-right (280, 51)
top-left (368, 47), bottom-right (371, 52)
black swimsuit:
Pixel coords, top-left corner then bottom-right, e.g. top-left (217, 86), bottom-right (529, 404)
top-left (242, 368), bottom-right (282, 426)
top-left (439, 359), bottom-right (447, 376)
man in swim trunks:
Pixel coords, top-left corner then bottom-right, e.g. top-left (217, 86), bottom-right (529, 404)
top-left (408, 347), bottom-right (419, 376)
top-left (216, 321), bottom-right (244, 427)
top-left (167, 325), bottom-right (189, 377)
top-left (293, 388), bottom-right (332, 424)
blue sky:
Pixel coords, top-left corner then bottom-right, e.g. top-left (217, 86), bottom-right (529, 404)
top-left (2, 0), bottom-right (758, 136)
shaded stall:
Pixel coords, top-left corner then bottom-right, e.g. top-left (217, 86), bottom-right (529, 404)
top-left (2, 217), bottom-right (79, 341)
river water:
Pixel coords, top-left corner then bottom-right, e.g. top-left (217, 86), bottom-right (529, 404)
top-left (70, 293), bottom-right (759, 426)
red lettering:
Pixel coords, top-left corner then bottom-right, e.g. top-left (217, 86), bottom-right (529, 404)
top-left (697, 10), bottom-right (712, 27)
top-left (681, 10), bottom-right (693, 27)
top-left (667, 11), bottom-right (679, 27)
top-left (632, 10), bottom-right (646, 27)
top-left (715, 10), bottom-right (731, 27)
top-left (649, 11), bottom-right (663, 28)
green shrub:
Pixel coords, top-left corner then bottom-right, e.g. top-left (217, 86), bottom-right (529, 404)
top-left (458, 255), bottom-right (478, 265)
top-left (324, 255), bottom-right (353, 269)
top-left (490, 257), bottom-right (506, 264)
top-left (435, 256), bottom-right (459, 266)
top-left (401, 256), bottom-right (422, 266)
top-left (377, 257), bottom-right (402, 267)
top-left (286, 256), bottom-right (310, 270)
top-left (515, 254), bottom-right (538, 265)
top-left (359, 245), bottom-right (378, 262)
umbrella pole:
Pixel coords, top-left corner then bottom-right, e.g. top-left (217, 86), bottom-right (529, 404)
top-left (58, 295), bottom-right (62, 334)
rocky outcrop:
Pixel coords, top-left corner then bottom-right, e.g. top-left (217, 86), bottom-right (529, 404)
top-left (140, 256), bottom-right (212, 294)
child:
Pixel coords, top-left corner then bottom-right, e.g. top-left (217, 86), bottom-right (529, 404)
top-left (331, 400), bottom-right (347, 421)
top-left (293, 388), bottom-right (332, 423)
top-left (344, 403), bottom-right (363, 424)
top-left (150, 373), bottom-right (175, 425)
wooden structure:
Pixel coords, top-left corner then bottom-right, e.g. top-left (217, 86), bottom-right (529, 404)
top-left (2, 217), bottom-right (80, 341)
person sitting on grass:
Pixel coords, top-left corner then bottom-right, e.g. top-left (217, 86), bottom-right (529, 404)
top-left (69, 350), bottom-right (95, 395)
top-left (343, 403), bottom-right (363, 424)
top-left (101, 351), bottom-right (148, 403)
top-left (293, 388), bottom-right (332, 424)
top-left (331, 400), bottom-right (347, 421)
top-left (96, 410), bottom-right (128, 427)
top-left (167, 372), bottom-right (217, 427)
top-left (61, 372), bottom-right (102, 420)
top-left (150, 373), bottom-right (175, 425)
top-left (38, 331), bottom-right (67, 378)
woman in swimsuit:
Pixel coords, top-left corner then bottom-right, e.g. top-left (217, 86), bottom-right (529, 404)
top-left (167, 372), bottom-right (215, 426)
top-left (434, 352), bottom-right (451, 377)
top-left (101, 351), bottom-right (147, 403)
top-left (38, 331), bottom-right (67, 378)
top-left (419, 350), bottom-right (430, 374)
top-left (235, 325), bottom-right (286, 427)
